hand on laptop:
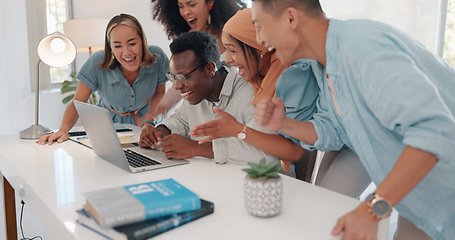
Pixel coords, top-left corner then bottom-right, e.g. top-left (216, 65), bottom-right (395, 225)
top-left (139, 125), bottom-right (167, 149)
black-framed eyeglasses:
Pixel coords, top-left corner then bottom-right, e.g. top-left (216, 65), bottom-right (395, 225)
top-left (166, 63), bottom-right (205, 85)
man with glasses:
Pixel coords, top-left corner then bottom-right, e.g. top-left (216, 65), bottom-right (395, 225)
top-left (139, 31), bottom-right (277, 165)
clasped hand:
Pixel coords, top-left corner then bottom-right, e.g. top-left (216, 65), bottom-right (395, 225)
top-left (139, 126), bottom-right (163, 149)
top-left (139, 126), bottom-right (197, 159)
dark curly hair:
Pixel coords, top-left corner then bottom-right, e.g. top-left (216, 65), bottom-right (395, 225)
top-left (170, 31), bottom-right (221, 69)
top-left (151, 0), bottom-right (247, 39)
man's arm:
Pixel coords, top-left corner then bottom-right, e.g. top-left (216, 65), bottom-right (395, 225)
top-left (159, 101), bottom-right (215, 159)
top-left (332, 146), bottom-right (437, 239)
top-left (255, 97), bottom-right (318, 145)
top-left (161, 134), bottom-right (213, 159)
top-left (190, 106), bottom-right (305, 162)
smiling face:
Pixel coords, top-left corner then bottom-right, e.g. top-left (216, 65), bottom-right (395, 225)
top-left (178, 0), bottom-right (213, 32)
top-left (252, 1), bottom-right (299, 66)
top-left (109, 24), bottom-right (143, 74)
top-left (222, 33), bottom-right (258, 82)
top-left (169, 50), bottom-right (217, 105)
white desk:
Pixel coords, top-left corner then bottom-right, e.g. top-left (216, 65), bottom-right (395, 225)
top-left (0, 126), bottom-right (388, 240)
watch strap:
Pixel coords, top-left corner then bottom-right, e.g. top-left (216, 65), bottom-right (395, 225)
top-left (365, 193), bottom-right (392, 219)
top-left (142, 120), bottom-right (156, 128)
top-left (237, 125), bottom-right (247, 140)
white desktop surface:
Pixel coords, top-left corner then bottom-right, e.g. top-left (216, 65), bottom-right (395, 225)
top-left (0, 125), bottom-right (387, 240)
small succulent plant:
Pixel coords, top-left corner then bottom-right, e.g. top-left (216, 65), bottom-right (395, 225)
top-left (242, 158), bottom-right (282, 180)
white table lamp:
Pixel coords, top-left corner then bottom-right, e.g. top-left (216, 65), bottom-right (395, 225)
top-left (63, 18), bottom-right (108, 55)
top-left (19, 32), bottom-right (76, 139)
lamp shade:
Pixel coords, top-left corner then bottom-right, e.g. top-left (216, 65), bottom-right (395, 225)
top-left (37, 32), bottom-right (76, 67)
top-left (19, 32), bottom-right (76, 139)
top-left (63, 18), bottom-right (108, 52)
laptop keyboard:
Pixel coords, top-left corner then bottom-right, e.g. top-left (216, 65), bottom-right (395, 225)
top-left (124, 149), bottom-right (161, 168)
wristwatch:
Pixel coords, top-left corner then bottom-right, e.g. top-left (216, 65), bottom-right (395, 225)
top-left (365, 193), bottom-right (392, 219)
top-left (237, 125), bottom-right (247, 140)
top-left (142, 120), bottom-right (156, 128)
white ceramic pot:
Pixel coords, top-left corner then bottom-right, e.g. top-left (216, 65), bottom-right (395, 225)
top-left (243, 175), bottom-right (282, 217)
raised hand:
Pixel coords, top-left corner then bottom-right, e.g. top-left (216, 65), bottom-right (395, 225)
top-left (255, 97), bottom-right (286, 132)
top-left (189, 106), bottom-right (243, 144)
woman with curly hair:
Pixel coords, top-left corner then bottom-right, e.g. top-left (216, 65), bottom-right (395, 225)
top-left (149, 0), bottom-right (247, 121)
top-left (151, 0), bottom-right (246, 54)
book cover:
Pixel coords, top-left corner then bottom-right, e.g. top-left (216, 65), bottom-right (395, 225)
top-left (77, 199), bottom-right (214, 240)
top-left (84, 179), bottom-right (201, 228)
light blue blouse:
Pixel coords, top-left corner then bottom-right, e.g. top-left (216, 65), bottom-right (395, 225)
top-left (303, 19), bottom-right (455, 239)
top-left (275, 58), bottom-right (319, 144)
top-left (76, 45), bottom-right (169, 124)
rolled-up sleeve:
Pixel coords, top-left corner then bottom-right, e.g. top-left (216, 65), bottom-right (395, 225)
top-left (307, 95), bottom-right (346, 151)
top-left (161, 102), bottom-right (190, 137)
top-left (76, 50), bottom-right (104, 91)
top-left (275, 59), bottom-right (319, 146)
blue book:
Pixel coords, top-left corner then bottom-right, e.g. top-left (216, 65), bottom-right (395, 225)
top-left (84, 179), bottom-right (201, 227)
top-left (77, 199), bottom-right (214, 240)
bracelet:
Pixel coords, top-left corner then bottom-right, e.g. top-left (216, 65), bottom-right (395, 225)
top-left (142, 120), bottom-right (156, 128)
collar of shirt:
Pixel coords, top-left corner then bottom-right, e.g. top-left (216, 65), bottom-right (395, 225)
top-left (212, 65), bottom-right (240, 110)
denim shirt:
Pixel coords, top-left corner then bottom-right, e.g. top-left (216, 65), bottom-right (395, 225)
top-left (308, 19), bottom-right (455, 239)
top-left (275, 58), bottom-right (319, 145)
top-left (77, 45), bottom-right (169, 124)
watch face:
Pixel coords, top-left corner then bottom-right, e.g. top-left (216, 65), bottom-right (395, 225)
top-left (372, 200), bottom-right (391, 217)
top-left (237, 132), bottom-right (246, 140)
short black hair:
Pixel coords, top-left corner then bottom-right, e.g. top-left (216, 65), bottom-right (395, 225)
top-left (252, 0), bottom-right (323, 17)
top-left (169, 31), bottom-right (221, 69)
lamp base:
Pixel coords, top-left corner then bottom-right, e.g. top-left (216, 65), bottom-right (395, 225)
top-left (19, 124), bottom-right (53, 139)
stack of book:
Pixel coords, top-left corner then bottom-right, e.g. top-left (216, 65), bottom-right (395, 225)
top-left (76, 178), bottom-right (214, 240)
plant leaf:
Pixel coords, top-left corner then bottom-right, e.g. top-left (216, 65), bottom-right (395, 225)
top-left (247, 162), bottom-right (261, 170)
top-left (69, 71), bottom-right (77, 79)
top-left (264, 172), bottom-right (279, 178)
top-left (61, 86), bottom-right (77, 94)
top-left (62, 94), bottom-right (75, 105)
top-left (263, 160), bottom-right (279, 172)
top-left (259, 158), bottom-right (266, 169)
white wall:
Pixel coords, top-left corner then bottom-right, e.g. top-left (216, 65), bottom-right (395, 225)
top-left (0, 0), bottom-right (446, 136)
top-left (0, 0), bottom-right (35, 136)
top-left (72, 0), bottom-right (172, 71)
top-left (0, 0), bottom-right (170, 136)
top-left (320, 0), bottom-right (444, 54)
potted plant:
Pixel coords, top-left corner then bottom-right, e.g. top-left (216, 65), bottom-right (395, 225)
top-left (242, 158), bottom-right (283, 217)
top-left (61, 71), bottom-right (98, 105)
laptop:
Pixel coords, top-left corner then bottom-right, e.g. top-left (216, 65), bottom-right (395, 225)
top-left (74, 100), bottom-right (188, 173)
